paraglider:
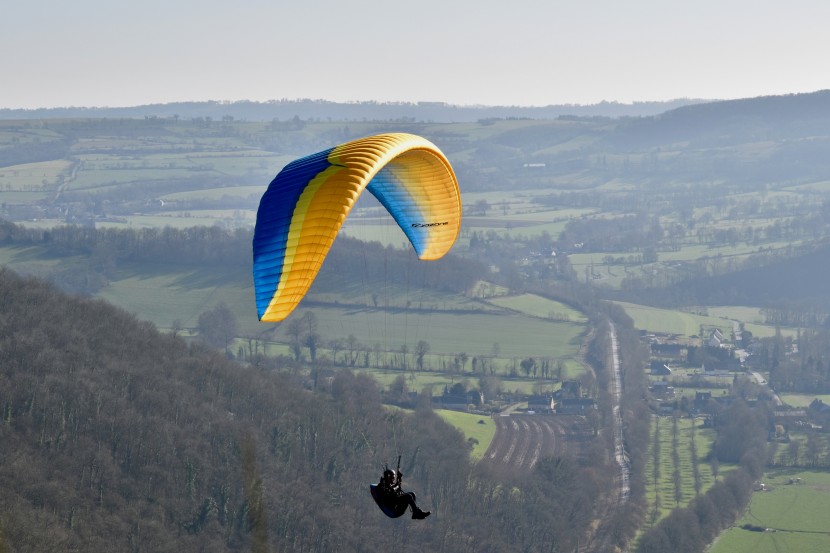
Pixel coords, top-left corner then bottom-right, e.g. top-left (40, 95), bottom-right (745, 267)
top-left (252, 133), bottom-right (461, 322)
top-left (370, 457), bottom-right (430, 519)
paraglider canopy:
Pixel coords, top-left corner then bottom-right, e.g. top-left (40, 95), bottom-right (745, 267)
top-left (252, 133), bottom-right (461, 322)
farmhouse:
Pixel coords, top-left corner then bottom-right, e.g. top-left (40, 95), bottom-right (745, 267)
top-left (557, 398), bottom-right (597, 414)
top-left (440, 388), bottom-right (484, 411)
top-left (527, 395), bottom-right (555, 412)
top-left (708, 328), bottom-right (726, 348)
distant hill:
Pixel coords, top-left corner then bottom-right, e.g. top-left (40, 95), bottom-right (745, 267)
top-left (607, 89), bottom-right (830, 150)
top-left (0, 97), bottom-right (708, 122)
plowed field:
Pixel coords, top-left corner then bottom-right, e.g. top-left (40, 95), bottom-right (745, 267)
top-left (482, 414), bottom-right (593, 473)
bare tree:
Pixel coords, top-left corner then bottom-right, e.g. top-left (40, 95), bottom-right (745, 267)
top-left (415, 340), bottom-right (430, 371)
top-left (197, 302), bottom-right (238, 354)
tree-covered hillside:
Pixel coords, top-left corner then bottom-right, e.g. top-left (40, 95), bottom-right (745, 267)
top-left (0, 268), bottom-right (606, 553)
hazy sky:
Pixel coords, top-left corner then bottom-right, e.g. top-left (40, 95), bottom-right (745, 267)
top-left (4, 0), bottom-right (830, 109)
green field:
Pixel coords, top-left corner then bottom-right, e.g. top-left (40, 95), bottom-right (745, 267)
top-left (41, 260), bottom-right (586, 377)
top-left (485, 293), bottom-right (588, 323)
top-left (779, 393), bottom-right (830, 408)
top-left (435, 410), bottom-right (497, 459)
top-left (382, 407), bottom-right (497, 461)
top-left (272, 305), bottom-right (586, 362)
top-left (0, 159), bottom-right (73, 191)
top-left (570, 239), bottom-right (811, 290)
top-left (614, 301), bottom-right (798, 339)
top-left (614, 301), bottom-right (733, 337)
top-left (358, 367), bottom-right (557, 397)
top-left (0, 238), bottom-right (588, 382)
top-left (709, 470), bottom-right (830, 553)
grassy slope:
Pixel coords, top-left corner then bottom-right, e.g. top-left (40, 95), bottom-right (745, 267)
top-left (435, 410), bottom-right (497, 460)
top-left (709, 470), bottom-right (830, 553)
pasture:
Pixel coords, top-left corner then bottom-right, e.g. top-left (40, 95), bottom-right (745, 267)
top-left (0, 234), bottom-right (589, 384)
top-left (614, 301), bottom-right (733, 338)
top-left (84, 259), bottom-right (589, 382)
top-left (435, 410), bottom-right (496, 459)
top-left (779, 393), bottom-right (830, 408)
top-left (272, 304), bottom-right (587, 362)
top-left (614, 301), bottom-right (798, 339)
top-left (485, 293), bottom-right (588, 323)
top-left (358, 367), bottom-right (557, 398)
top-left (709, 470), bottom-right (830, 553)
top-left (569, 238), bottom-right (812, 290)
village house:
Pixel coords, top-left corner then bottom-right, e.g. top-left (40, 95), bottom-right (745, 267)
top-left (557, 398), bottom-right (597, 414)
top-left (527, 395), bottom-right (555, 413)
top-left (440, 387), bottom-right (484, 411)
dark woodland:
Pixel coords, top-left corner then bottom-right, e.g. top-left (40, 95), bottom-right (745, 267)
top-left (0, 268), bottom-right (608, 553)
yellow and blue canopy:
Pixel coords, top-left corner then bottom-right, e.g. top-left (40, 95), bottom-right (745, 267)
top-left (253, 133), bottom-right (461, 322)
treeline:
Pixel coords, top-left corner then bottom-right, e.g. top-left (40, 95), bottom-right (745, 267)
top-left (321, 235), bottom-right (485, 294)
top-left (754, 328), bottom-right (830, 393)
top-left (0, 220), bottom-right (482, 297)
top-left (0, 137), bottom-right (70, 169)
top-left (0, 268), bottom-right (602, 552)
top-left (636, 401), bottom-right (768, 553)
top-left (612, 242), bottom-right (830, 314)
top-left (0, 220), bottom-right (251, 266)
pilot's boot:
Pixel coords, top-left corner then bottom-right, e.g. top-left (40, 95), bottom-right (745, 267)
top-left (412, 508), bottom-right (431, 519)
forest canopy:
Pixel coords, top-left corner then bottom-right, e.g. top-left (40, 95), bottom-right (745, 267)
top-left (0, 268), bottom-right (602, 552)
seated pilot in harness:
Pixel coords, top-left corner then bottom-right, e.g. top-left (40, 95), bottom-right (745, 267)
top-left (373, 467), bottom-right (430, 520)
